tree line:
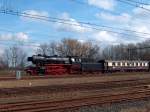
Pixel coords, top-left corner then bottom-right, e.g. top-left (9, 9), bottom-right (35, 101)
top-left (0, 38), bottom-right (150, 69)
top-left (36, 38), bottom-right (100, 59)
top-left (102, 40), bottom-right (150, 60)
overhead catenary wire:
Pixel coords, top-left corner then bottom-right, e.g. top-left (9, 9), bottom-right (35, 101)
top-left (0, 9), bottom-right (150, 39)
top-left (0, 26), bottom-right (103, 46)
top-left (0, 27), bottom-right (72, 41)
top-left (0, 28), bottom-right (41, 47)
top-left (116, 0), bottom-right (150, 12)
top-left (0, 41), bottom-right (40, 47)
top-left (0, 6), bottom-right (150, 36)
top-left (69, 0), bottom-right (125, 15)
top-left (70, 0), bottom-right (150, 6)
top-left (1, 0), bottom-right (150, 34)
top-left (0, 36), bottom-right (39, 48)
top-left (1, 0), bottom-right (150, 36)
top-left (21, 10), bottom-right (150, 36)
top-left (0, 28), bottom-right (81, 48)
top-left (122, 0), bottom-right (150, 5)
top-left (70, 0), bottom-right (150, 13)
top-left (69, 0), bottom-right (150, 25)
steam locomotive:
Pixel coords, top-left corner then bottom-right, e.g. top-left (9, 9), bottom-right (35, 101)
top-left (25, 55), bottom-right (150, 75)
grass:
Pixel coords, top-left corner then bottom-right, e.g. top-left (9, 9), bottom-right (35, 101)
top-left (0, 69), bottom-right (27, 76)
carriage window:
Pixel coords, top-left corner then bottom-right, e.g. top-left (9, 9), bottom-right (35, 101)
top-left (118, 62), bottom-right (120, 66)
top-left (131, 63), bottom-right (134, 66)
top-left (136, 62), bottom-right (138, 66)
top-left (112, 62), bottom-right (115, 66)
top-left (122, 62), bottom-right (125, 66)
top-left (140, 63), bottom-right (142, 66)
top-left (127, 63), bottom-right (129, 66)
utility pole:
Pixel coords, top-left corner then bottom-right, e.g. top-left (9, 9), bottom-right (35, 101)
top-left (11, 46), bottom-right (17, 76)
top-left (128, 49), bottom-right (131, 60)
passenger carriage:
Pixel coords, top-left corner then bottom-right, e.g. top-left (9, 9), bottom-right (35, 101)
top-left (103, 60), bottom-right (150, 72)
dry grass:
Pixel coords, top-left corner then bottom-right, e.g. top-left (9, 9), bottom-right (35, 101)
top-left (0, 70), bottom-right (28, 77)
top-left (121, 107), bottom-right (148, 112)
top-left (0, 70), bottom-right (15, 76)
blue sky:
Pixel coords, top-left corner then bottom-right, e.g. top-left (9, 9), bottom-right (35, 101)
top-left (0, 0), bottom-right (150, 54)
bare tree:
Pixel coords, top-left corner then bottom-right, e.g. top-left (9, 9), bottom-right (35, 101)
top-left (36, 43), bottom-right (49, 55)
top-left (2, 45), bottom-right (27, 69)
top-left (36, 42), bottom-right (58, 56)
top-left (0, 56), bottom-right (5, 69)
top-left (57, 39), bottom-right (80, 56)
top-left (57, 38), bottom-right (100, 59)
top-left (1, 48), bottom-right (11, 68)
top-left (48, 42), bottom-right (58, 55)
top-left (102, 39), bottom-right (150, 60)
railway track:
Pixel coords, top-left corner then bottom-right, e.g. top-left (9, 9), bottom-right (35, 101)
top-left (1, 77), bottom-right (150, 95)
top-left (0, 73), bottom-right (149, 81)
top-left (1, 85), bottom-right (150, 112)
